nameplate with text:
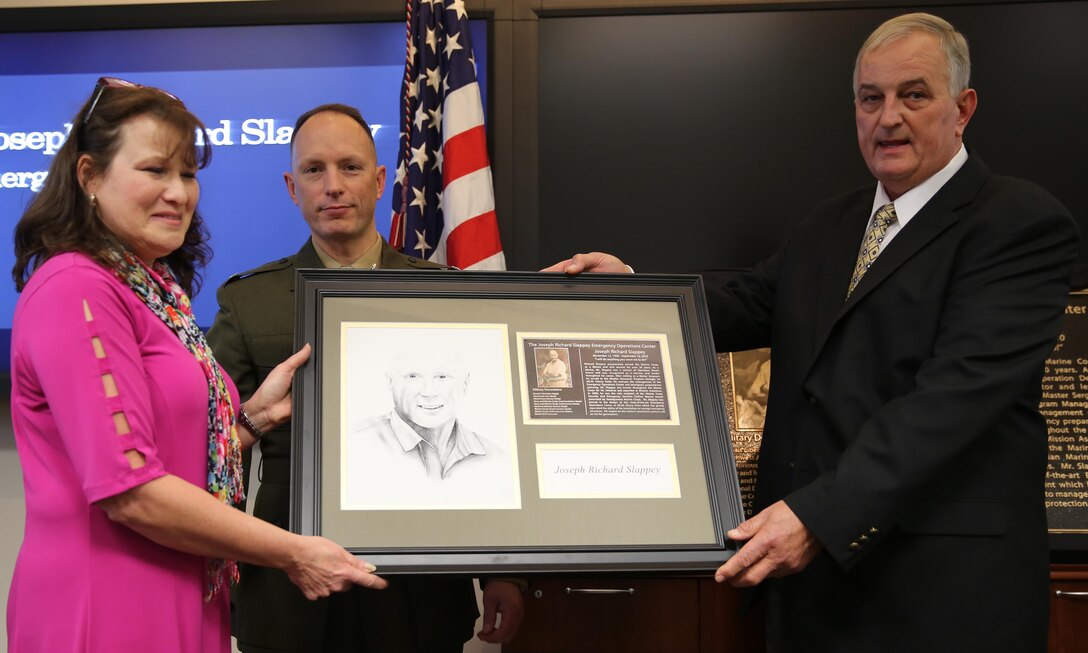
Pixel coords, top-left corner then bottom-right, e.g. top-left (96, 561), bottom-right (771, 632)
top-left (536, 444), bottom-right (680, 499)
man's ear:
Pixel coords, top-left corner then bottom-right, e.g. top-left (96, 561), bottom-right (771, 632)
top-left (375, 164), bottom-right (387, 200)
top-left (954, 88), bottom-right (978, 138)
top-left (284, 171), bottom-right (299, 205)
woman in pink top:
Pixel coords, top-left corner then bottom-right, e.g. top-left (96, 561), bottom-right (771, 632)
top-left (7, 78), bottom-right (386, 653)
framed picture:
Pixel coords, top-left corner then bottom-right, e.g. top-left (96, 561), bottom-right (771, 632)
top-left (291, 269), bottom-right (745, 573)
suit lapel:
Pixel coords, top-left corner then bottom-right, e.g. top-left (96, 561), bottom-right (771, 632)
top-left (839, 202), bottom-right (956, 307)
top-left (290, 239), bottom-right (324, 296)
top-left (380, 238), bottom-right (414, 269)
top-left (294, 239), bottom-right (324, 267)
top-left (805, 154), bottom-right (991, 374)
top-left (842, 154), bottom-right (989, 308)
top-left (810, 193), bottom-right (873, 346)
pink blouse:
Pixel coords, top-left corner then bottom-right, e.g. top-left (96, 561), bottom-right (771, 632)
top-left (7, 253), bottom-right (239, 652)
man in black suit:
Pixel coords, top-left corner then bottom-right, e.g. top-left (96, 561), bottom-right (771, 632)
top-left (547, 13), bottom-right (1079, 651)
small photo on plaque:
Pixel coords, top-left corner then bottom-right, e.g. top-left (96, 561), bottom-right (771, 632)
top-left (534, 347), bottom-right (573, 388)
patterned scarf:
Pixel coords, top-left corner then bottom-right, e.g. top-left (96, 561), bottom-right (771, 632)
top-left (105, 245), bottom-right (244, 601)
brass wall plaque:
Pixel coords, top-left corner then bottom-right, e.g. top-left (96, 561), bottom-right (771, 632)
top-left (1043, 291), bottom-right (1088, 544)
top-left (717, 349), bottom-right (769, 520)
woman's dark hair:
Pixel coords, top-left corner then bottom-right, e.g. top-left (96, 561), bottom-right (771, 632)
top-left (12, 82), bottom-right (212, 295)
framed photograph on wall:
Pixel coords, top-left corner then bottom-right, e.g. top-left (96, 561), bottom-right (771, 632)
top-left (291, 269), bottom-right (745, 573)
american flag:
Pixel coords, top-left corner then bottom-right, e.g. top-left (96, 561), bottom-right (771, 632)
top-left (389, 0), bottom-right (506, 270)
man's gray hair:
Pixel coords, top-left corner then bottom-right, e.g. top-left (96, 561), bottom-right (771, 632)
top-left (853, 12), bottom-right (971, 97)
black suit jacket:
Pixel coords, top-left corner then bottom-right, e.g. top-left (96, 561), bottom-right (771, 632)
top-left (207, 239), bottom-right (478, 652)
top-left (708, 154), bottom-right (1079, 652)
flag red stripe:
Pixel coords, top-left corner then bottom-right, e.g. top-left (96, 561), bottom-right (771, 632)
top-left (442, 125), bottom-right (490, 187)
top-left (446, 210), bottom-right (502, 268)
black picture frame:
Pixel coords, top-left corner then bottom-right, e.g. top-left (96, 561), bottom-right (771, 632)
top-left (291, 269), bottom-right (744, 574)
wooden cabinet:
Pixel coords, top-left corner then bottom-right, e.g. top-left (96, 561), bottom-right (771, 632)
top-left (504, 577), bottom-right (765, 653)
top-left (1050, 565), bottom-right (1088, 653)
top-left (507, 567), bottom-right (1088, 652)
top-left (505, 567), bottom-right (1088, 652)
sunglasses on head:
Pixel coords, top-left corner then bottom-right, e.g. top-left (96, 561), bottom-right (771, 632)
top-left (82, 76), bottom-right (181, 127)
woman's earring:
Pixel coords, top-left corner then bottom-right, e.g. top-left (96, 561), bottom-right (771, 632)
top-left (89, 194), bottom-right (96, 208)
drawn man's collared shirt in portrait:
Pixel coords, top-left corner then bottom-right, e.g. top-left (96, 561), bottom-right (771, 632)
top-left (342, 411), bottom-right (517, 510)
top-left (363, 411), bottom-right (487, 480)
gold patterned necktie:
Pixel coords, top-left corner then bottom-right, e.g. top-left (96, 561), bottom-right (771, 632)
top-left (846, 203), bottom-right (897, 298)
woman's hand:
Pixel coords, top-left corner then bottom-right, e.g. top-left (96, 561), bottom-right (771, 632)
top-left (98, 474), bottom-right (388, 597)
top-left (241, 343), bottom-right (311, 436)
top-left (285, 535), bottom-right (388, 599)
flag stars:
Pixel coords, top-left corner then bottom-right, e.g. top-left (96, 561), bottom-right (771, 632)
top-left (413, 104), bottom-right (429, 130)
top-left (425, 26), bottom-right (438, 53)
top-left (443, 31), bottom-right (463, 60)
top-left (433, 145), bottom-right (444, 171)
top-left (447, 0), bottom-right (468, 20)
top-left (410, 143), bottom-right (430, 171)
top-left (426, 66), bottom-right (442, 93)
top-left (410, 186), bottom-right (427, 211)
top-left (407, 39), bottom-right (418, 65)
top-left (394, 160), bottom-right (407, 186)
top-left (428, 105), bottom-right (443, 132)
top-left (413, 229), bottom-right (433, 257)
top-left (409, 73), bottom-right (425, 100)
